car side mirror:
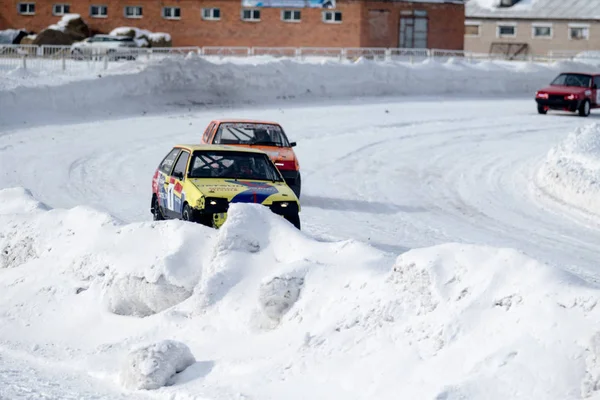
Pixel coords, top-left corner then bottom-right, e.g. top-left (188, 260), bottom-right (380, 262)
top-left (173, 171), bottom-right (184, 180)
top-left (290, 142), bottom-right (297, 147)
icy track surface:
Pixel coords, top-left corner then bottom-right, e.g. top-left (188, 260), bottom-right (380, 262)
top-left (2, 97), bottom-right (600, 277)
top-left (6, 96), bottom-right (600, 399)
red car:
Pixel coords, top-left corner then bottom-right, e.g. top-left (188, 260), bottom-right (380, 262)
top-left (535, 72), bottom-right (600, 117)
top-left (200, 119), bottom-right (302, 198)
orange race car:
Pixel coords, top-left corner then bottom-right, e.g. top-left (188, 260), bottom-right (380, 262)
top-left (200, 119), bottom-right (302, 197)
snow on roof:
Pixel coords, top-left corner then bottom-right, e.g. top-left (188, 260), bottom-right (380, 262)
top-left (109, 27), bottom-right (171, 45)
top-left (47, 13), bottom-right (82, 32)
top-left (467, 0), bottom-right (600, 20)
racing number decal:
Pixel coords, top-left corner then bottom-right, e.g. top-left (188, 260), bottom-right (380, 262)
top-left (166, 180), bottom-right (175, 211)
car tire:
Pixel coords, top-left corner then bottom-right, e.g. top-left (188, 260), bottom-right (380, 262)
top-left (152, 196), bottom-right (165, 221)
top-left (537, 104), bottom-right (547, 114)
top-left (182, 204), bottom-right (195, 222)
top-left (290, 173), bottom-right (301, 199)
top-left (579, 100), bottom-right (591, 117)
top-left (284, 213), bottom-right (301, 230)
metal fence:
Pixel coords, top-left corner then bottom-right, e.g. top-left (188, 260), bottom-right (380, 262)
top-left (0, 44), bottom-right (597, 73)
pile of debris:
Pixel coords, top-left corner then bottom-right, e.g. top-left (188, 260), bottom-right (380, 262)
top-left (1, 16), bottom-right (172, 47)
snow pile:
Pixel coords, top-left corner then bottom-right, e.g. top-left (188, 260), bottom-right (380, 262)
top-left (119, 340), bottom-right (195, 390)
top-left (536, 123), bottom-right (600, 216)
top-left (0, 56), bottom-right (584, 127)
top-left (2, 187), bottom-right (600, 398)
top-left (0, 187), bottom-right (213, 317)
top-left (47, 13), bottom-right (82, 32)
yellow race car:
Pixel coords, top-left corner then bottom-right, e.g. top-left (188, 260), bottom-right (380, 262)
top-left (151, 144), bottom-right (301, 229)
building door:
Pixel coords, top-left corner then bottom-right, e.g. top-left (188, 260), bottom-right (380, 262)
top-left (399, 11), bottom-right (428, 48)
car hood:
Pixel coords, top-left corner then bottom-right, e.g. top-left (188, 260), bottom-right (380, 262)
top-left (538, 85), bottom-right (590, 95)
top-left (189, 178), bottom-right (298, 203)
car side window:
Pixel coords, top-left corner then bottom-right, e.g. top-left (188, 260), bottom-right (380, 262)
top-left (594, 76), bottom-right (600, 89)
top-left (202, 123), bottom-right (214, 143)
top-left (159, 148), bottom-right (180, 175)
top-left (173, 150), bottom-right (190, 177)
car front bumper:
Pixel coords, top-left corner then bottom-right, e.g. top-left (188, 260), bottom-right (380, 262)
top-left (192, 197), bottom-right (300, 227)
top-left (536, 98), bottom-right (582, 112)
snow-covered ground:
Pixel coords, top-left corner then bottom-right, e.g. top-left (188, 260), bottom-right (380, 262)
top-left (3, 56), bottom-right (600, 399)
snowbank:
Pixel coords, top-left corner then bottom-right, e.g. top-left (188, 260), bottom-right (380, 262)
top-left (0, 56), bottom-right (590, 127)
top-left (1, 186), bottom-right (600, 398)
top-left (119, 340), bottom-right (195, 390)
top-left (536, 123), bottom-right (600, 216)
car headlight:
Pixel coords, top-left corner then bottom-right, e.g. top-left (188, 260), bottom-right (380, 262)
top-left (203, 197), bottom-right (230, 213)
top-left (269, 201), bottom-right (299, 214)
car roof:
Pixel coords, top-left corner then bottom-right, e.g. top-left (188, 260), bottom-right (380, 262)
top-left (173, 144), bottom-right (268, 154)
top-left (211, 118), bottom-right (282, 125)
top-left (559, 72), bottom-right (599, 76)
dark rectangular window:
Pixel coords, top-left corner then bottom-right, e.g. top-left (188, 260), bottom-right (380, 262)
top-left (162, 7), bottom-right (181, 19)
top-left (90, 5), bottom-right (108, 17)
top-left (18, 3), bottom-right (35, 15)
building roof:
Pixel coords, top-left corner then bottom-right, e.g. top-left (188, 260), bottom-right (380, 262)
top-left (466, 0), bottom-right (600, 21)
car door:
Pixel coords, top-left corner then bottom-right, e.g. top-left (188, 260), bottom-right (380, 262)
top-left (156, 147), bottom-right (181, 217)
top-left (168, 150), bottom-right (191, 218)
top-left (594, 76), bottom-right (600, 106)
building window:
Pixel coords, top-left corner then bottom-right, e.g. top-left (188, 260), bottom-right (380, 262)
top-left (496, 23), bottom-right (516, 38)
top-left (90, 5), bottom-right (107, 17)
top-left (569, 24), bottom-right (589, 40)
top-left (465, 21), bottom-right (481, 37)
top-left (124, 6), bottom-right (142, 18)
top-left (18, 2), bottom-right (35, 15)
top-left (162, 6), bottom-right (180, 19)
top-left (323, 10), bottom-right (342, 23)
top-left (282, 10), bottom-right (301, 22)
top-left (532, 24), bottom-right (552, 38)
top-left (53, 4), bottom-right (70, 15)
top-left (202, 8), bottom-right (220, 20)
top-left (241, 9), bottom-right (260, 21)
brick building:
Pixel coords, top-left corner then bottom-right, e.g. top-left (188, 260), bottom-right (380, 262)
top-left (0, 0), bottom-right (465, 49)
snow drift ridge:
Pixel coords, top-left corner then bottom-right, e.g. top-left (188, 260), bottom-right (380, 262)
top-left (536, 122), bottom-right (600, 217)
top-left (0, 56), bottom-right (593, 127)
top-left (2, 187), bottom-right (600, 398)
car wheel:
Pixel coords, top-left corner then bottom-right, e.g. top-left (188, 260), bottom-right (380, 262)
top-left (579, 100), bottom-right (591, 117)
top-left (290, 173), bottom-right (301, 199)
top-left (152, 197), bottom-right (165, 221)
top-left (537, 104), bottom-right (547, 114)
top-left (284, 213), bottom-right (301, 230)
top-left (182, 204), bottom-right (195, 222)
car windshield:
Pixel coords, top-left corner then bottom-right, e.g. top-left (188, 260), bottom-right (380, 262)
top-left (551, 73), bottom-right (592, 88)
top-left (188, 150), bottom-right (284, 181)
top-left (213, 123), bottom-right (290, 147)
